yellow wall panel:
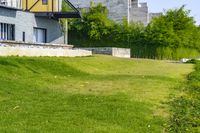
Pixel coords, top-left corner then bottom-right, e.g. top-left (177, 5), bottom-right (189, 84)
top-left (23, 0), bottom-right (60, 12)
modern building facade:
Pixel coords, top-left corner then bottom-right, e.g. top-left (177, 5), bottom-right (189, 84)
top-left (0, 0), bottom-right (80, 43)
top-left (23, 0), bottom-right (62, 12)
top-left (70, 0), bottom-right (162, 25)
top-left (0, 0), bottom-right (62, 11)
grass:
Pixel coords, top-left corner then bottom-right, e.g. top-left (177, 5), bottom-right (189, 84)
top-left (0, 55), bottom-right (193, 133)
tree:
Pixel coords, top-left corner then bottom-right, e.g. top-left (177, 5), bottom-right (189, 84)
top-left (71, 3), bottom-right (114, 40)
top-left (144, 6), bottom-right (198, 49)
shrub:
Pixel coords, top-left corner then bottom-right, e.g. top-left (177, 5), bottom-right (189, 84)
top-left (68, 5), bottom-right (200, 60)
top-left (168, 61), bottom-right (200, 132)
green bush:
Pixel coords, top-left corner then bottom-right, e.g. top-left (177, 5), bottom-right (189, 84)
top-left (68, 4), bottom-right (200, 60)
top-left (168, 61), bottom-right (200, 132)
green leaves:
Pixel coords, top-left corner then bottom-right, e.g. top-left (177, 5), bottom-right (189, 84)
top-left (168, 61), bottom-right (200, 133)
top-left (70, 3), bottom-right (113, 40)
top-left (145, 6), bottom-right (198, 49)
top-left (69, 5), bottom-right (200, 59)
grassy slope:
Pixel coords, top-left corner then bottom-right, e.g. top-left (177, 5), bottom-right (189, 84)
top-left (0, 55), bottom-right (193, 133)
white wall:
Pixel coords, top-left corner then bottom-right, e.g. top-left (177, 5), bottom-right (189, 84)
top-left (1, 0), bottom-right (22, 9)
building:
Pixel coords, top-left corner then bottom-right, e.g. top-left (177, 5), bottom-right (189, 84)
top-left (0, 0), bottom-right (80, 44)
top-left (70, 0), bottom-right (162, 25)
top-left (23, 0), bottom-right (62, 12)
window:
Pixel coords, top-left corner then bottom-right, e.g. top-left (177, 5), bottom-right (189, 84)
top-left (0, 22), bottom-right (15, 41)
top-left (42, 0), bottom-right (48, 5)
top-left (0, 0), bottom-right (8, 6)
top-left (33, 28), bottom-right (47, 43)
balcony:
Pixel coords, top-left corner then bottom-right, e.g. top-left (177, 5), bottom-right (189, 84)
top-left (0, 0), bottom-right (81, 19)
top-left (0, 0), bottom-right (22, 9)
top-left (33, 0), bottom-right (81, 19)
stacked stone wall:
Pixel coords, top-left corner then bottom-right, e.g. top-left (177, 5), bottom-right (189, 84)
top-left (0, 42), bottom-right (92, 57)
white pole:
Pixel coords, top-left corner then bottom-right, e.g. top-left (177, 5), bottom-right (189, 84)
top-left (64, 19), bottom-right (68, 44)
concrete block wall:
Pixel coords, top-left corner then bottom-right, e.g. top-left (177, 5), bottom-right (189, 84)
top-left (80, 47), bottom-right (131, 58)
top-left (80, 47), bottom-right (113, 55)
top-left (112, 48), bottom-right (131, 58)
top-left (0, 7), bottom-right (64, 44)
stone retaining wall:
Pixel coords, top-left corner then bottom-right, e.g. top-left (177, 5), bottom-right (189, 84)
top-left (0, 43), bottom-right (92, 57)
top-left (79, 47), bottom-right (131, 58)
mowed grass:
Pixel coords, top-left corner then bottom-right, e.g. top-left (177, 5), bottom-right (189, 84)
top-left (0, 55), bottom-right (193, 133)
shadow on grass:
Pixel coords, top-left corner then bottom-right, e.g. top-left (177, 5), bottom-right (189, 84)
top-left (0, 57), bottom-right (176, 82)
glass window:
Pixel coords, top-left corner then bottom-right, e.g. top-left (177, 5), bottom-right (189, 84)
top-left (42, 0), bottom-right (48, 5)
top-left (33, 28), bottom-right (47, 43)
top-left (0, 22), bottom-right (15, 41)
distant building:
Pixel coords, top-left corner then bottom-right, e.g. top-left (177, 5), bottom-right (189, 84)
top-left (149, 12), bottom-right (163, 22)
top-left (70, 0), bottom-right (162, 25)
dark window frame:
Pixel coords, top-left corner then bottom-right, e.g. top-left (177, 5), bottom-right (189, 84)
top-left (0, 22), bottom-right (15, 41)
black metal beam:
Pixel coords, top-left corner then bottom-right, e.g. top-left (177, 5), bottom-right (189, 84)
top-left (54, 12), bottom-right (81, 18)
top-left (34, 12), bottom-right (81, 19)
top-left (63, 0), bottom-right (79, 13)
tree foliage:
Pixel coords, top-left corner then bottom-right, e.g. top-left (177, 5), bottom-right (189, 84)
top-left (145, 6), bottom-right (198, 49)
top-left (69, 4), bottom-right (200, 59)
top-left (71, 3), bottom-right (114, 40)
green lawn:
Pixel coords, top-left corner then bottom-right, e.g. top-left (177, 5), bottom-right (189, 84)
top-left (0, 55), bottom-right (193, 133)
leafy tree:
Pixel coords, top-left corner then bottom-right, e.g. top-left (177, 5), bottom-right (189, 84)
top-left (145, 15), bottom-right (177, 47)
top-left (71, 3), bottom-right (114, 40)
top-left (69, 4), bottom-right (200, 59)
top-left (144, 6), bottom-right (198, 49)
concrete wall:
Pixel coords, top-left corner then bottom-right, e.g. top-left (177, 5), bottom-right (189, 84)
top-left (0, 43), bottom-right (92, 57)
top-left (81, 47), bottom-right (113, 55)
top-left (69, 0), bottom-right (129, 22)
top-left (35, 16), bottom-right (64, 43)
top-left (80, 47), bottom-right (131, 58)
top-left (0, 7), bottom-right (64, 44)
top-left (112, 48), bottom-right (131, 58)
